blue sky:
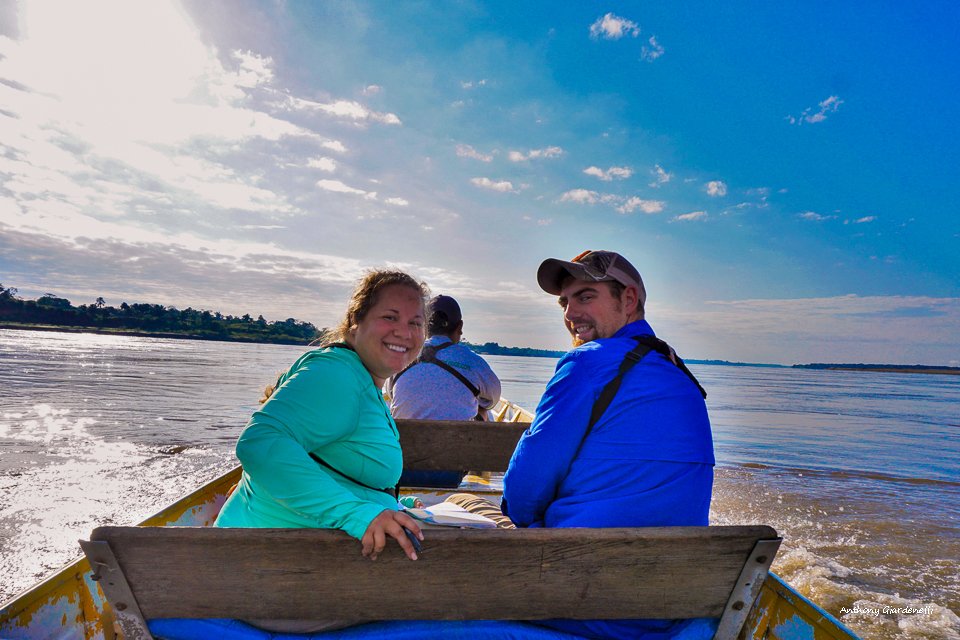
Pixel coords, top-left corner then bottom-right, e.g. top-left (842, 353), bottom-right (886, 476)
top-left (1, 0), bottom-right (958, 365)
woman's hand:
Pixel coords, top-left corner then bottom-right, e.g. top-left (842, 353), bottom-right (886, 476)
top-left (361, 509), bottom-right (423, 561)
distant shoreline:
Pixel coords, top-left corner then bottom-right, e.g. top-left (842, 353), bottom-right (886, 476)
top-left (795, 365), bottom-right (960, 376)
top-left (0, 323), bottom-right (310, 345)
top-left (3, 324), bottom-right (957, 374)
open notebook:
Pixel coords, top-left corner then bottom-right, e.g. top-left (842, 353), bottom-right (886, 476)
top-left (401, 501), bottom-right (498, 528)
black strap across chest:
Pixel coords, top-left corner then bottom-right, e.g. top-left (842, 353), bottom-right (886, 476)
top-left (392, 342), bottom-right (481, 398)
top-left (576, 336), bottom-right (707, 459)
top-left (308, 453), bottom-right (397, 497)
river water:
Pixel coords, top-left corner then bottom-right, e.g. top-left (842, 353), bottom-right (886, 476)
top-left (1, 329), bottom-right (958, 639)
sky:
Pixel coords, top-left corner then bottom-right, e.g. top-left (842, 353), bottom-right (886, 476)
top-left (1, 0), bottom-right (958, 366)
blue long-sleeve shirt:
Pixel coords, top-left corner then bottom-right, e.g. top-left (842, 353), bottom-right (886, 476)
top-left (503, 319), bottom-right (715, 639)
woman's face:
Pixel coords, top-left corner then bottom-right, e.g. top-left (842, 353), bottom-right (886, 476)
top-left (349, 284), bottom-right (425, 387)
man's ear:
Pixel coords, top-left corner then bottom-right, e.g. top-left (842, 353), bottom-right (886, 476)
top-left (622, 285), bottom-right (640, 316)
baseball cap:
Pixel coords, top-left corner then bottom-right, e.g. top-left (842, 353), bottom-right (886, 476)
top-left (427, 294), bottom-right (462, 329)
top-left (537, 250), bottom-right (646, 307)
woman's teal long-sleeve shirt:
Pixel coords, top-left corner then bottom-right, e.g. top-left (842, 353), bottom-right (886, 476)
top-left (214, 346), bottom-right (402, 540)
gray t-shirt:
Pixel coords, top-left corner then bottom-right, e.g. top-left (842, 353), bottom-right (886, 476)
top-left (386, 335), bottom-right (501, 420)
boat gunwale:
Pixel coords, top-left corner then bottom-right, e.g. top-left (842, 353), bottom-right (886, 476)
top-left (762, 572), bottom-right (859, 638)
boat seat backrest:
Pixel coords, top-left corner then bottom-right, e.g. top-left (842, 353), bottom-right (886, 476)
top-left (397, 419), bottom-right (527, 471)
top-left (81, 524), bottom-right (780, 640)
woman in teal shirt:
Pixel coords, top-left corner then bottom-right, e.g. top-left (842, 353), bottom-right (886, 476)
top-left (215, 270), bottom-right (428, 562)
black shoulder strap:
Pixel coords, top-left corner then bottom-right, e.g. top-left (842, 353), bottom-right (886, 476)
top-left (587, 339), bottom-right (656, 431)
top-left (391, 342), bottom-right (480, 398)
top-left (309, 452), bottom-right (396, 497)
top-left (575, 336), bottom-right (707, 459)
top-left (323, 341), bottom-right (356, 352)
top-left (630, 336), bottom-right (707, 401)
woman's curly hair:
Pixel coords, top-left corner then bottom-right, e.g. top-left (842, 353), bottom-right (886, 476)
top-left (259, 269), bottom-right (429, 403)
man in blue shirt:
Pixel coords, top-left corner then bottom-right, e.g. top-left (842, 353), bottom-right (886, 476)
top-left (503, 250), bottom-right (715, 640)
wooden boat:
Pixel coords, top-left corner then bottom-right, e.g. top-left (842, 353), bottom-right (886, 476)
top-left (0, 398), bottom-right (858, 640)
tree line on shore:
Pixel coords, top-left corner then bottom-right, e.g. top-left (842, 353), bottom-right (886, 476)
top-left (462, 341), bottom-right (566, 358)
top-left (793, 362), bottom-right (960, 373)
top-left (0, 283), bottom-right (570, 354)
top-left (0, 284), bottom-right (321, 345)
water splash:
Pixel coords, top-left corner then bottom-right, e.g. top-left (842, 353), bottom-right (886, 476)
top-left (712, 465), bottom-right (960, 640)
top-left (1, 403), bottom-right (233, 602)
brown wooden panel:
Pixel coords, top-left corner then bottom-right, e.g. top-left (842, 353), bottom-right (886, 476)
top-left (396, 420), bottom-right (528, 471)
top-left (89, 525), bottom-right (778, 622)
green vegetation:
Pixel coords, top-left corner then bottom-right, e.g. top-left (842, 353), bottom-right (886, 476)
top-left (686, 359), bottom-right (784, 368)
top-left (0, 284), bottom-right (322, 345)
top-left (794, 363), bottom-right (960, 375)
top-left (464, 341), bottom-right (566, 358)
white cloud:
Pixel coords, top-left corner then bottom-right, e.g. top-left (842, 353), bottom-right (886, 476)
top-left (509, 146), bottom-right (564, 162)
top-left (853, 216), bottom-right (876, 224)
top-left (674, 211), bottom-right (707, 222)
top-left (589, 13), bottom-right (641, 40)
top-left (384, 197), bottom-right (409, 207)
top-left (456, 144), bottom-right (494, 162)
top-left (584, 165), bottom-right (633, 181)
top-left (522, 215), bottom-right (553, 226)
top-left (285, 97), bottom-right (402, 126)
top-left (232, 50), bottom-right (275, 88)
top-left (649, 164), bottom-right (672, 187)
top-left (559, 189), bottom-right (601, 204)
top-left (706, 180), bottom-right (728, 197)
top-left (617, 197), bottom-right (665, 215)
top-left (362, 85), bottom-right (381, 95)
top-left (461, 79), bottom-right (488, 89)
top-left (307, 157), bottom-right (337, 172)
top-left (322, 140), bottom-right (348, 153)
top-left (558, 189), bottom-right (659, 214)
top-left (470, 177), bottom-right (516, 193)
top-left (799, 211), bottom-right (830, 221)
top-left (317, 179), bottom-right (377, 200)
top-left (240, 224), bottom-right (285, 230)
top-left (787, 95), bottom-right (844, 125)
top-left (641, 36), bottom-right (664, 62)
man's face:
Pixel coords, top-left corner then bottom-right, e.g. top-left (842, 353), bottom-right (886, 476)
top-left (558, 278), bottom-right (630, 345)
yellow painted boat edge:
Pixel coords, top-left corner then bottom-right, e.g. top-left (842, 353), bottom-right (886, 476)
top-left (742, 572), bottom-right (859, 639)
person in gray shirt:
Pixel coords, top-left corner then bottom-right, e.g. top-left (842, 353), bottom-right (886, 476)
top-left (386, 295), bottom-right (502, 487)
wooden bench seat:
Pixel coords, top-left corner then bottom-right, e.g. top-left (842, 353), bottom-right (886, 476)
top-left (81, 524), bottom-right (779, 640)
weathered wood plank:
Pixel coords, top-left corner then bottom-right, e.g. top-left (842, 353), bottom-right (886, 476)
top-left (89, 525), bottom-right (778, 622)
top-left (396, 419), bottom-right (528, 471)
